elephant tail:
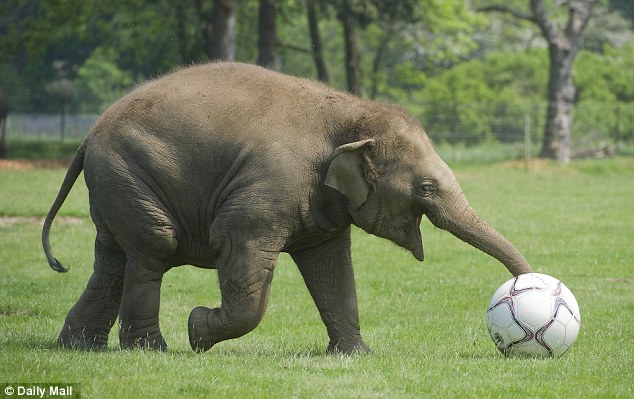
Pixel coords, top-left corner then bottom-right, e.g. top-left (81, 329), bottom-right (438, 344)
top-left (42, 140), bottom-right (87, 273)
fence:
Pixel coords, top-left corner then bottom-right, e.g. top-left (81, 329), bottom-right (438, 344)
top-left (5, 102), bottom-right (631, 162)
top-left (414, 102), bottom-right (632, 145)
top-left (6, 114), bottom-right (98, 140)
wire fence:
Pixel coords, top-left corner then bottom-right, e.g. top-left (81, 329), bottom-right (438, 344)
top-left (5, 102), bottom-right (632, 162)
top-left (413, 101), bottom-right (632, 145)
top-left (6, 114), bottom-right (98, 140)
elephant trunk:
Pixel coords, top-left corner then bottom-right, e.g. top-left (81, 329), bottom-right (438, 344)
top-left (430, 197), bottom-right (533, 277)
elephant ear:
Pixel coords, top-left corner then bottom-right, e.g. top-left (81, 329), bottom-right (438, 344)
top-left (325, 139), bottom-right (376, 209)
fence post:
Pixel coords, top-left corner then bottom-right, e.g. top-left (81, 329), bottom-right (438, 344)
top-left (524, 112), bottom-right (531, 170)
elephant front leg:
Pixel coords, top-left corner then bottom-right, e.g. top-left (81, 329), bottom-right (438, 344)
top-left (291, 228), bottom-right (371, 355)
top-left (118, 257), bottom-right (168, 351)
top-left (188, 246), bottom-right (276, 352)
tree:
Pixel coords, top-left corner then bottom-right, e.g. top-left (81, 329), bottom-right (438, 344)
top-left (479, 0), bottom-right (598, 163)
top-left (322, 0), bottom-right (374, 95)
top-left (342, 12), bottom-right (362, 95)
top-left (47, 61), bottom-right (77, 141)
top-left (336, 0), bottom-right (364, 95)
top-left (414, 50), bottom-right (548, 144)
top-left (257, 0), bottom-right (277, 69)
top-left (75, 47), bottom-right (134, 112)
top-left (573, 44), bottom-right (634, 144)
top-left (210, 0), bottom-right (237, 61)
top-left (367, 0), bottom-right (419, 99)
top-left (306, 0), bottom-right (329, 82)
top-left (363, 0), bottom-right (483, 101)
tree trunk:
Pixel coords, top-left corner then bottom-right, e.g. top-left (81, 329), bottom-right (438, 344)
top-left (477, 0), bottom-right (597, 163)
top-left (257, 0), bottom-right (277, 69)
top-left (210, 0), bottom-right (237, 61)
top-left (176, 2), bottom-right (194, 64)
top-left (306, 0), bottom-right (329, 82)
top-left (531, 0), bottom-right (596, 162)
top-left (196, 0), bottom-right (213, 59)
top-left (369, 27), bottom-right (395, 100)
top-left (342, 12), bottom-right (362, 96)
top-left (539, 43), bottom-right (576, 162)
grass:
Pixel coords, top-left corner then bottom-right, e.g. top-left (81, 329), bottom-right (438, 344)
top-left (1, 156), bottom-right (633, 398)
top-left (4, 137), bottom-right (85, 160)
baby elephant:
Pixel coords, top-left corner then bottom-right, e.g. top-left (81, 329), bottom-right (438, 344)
top-left (42, 62), bottom-right (532, 354)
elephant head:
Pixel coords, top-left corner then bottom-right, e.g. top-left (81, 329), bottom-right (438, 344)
top-left (326, 112), bottom-right (532, 277)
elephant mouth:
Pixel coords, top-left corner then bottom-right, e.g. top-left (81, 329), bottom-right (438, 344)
top-left (357, 206), bottom-right (424, 261)
top-left (408, 214), bottom-right (424, 261)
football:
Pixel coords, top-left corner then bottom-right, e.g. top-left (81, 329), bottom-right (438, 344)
top-left (486, 273), bottom-right (580, 357)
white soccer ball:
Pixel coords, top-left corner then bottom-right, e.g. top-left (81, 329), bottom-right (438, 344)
top-left (486, 273), bottom-right (580, 357)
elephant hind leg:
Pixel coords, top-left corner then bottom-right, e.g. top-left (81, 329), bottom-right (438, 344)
top-left (58, 239), bottom-right (126, 350)
top-left (118, 255), bottom-right (169, 351)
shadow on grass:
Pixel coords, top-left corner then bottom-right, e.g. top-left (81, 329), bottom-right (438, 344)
top-left (9, 336), bottom-right (60, 351)
top-left (166, 345), bottom-right (328, 358)
top-left (456, 351), bottom-right (503, 360)
top-left (19, 340), bottom-right (329, 358)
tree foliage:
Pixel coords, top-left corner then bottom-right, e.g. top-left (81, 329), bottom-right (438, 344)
top-left (1, 0), bottom-right (633, 149)
top-left (407, 50), bottom-right (547, 144)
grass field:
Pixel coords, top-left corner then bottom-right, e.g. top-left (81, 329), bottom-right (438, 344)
top-left (0, 155), bottom-right (632, 398)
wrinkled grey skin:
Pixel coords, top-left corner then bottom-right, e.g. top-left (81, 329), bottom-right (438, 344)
top-left (42, 62), bottom-right (532, 354)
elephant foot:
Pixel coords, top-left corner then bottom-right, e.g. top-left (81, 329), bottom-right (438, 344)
top-left (188, 306), bottom-right (216, 353)
top-left (327, 339), bottom-right (372, 355)
top-left (57, 323), bottom-right (109, 351)
top-left (119, 322), bottom-right (168, 351)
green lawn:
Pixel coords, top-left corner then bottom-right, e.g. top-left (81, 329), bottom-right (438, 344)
top-left (0, 157), bottom-right (632, 398)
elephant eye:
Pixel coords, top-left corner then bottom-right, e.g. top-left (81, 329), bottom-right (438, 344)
top-left (416, 180), bottom-right (437, 197)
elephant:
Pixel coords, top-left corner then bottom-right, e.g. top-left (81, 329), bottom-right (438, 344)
top-left (42, 62), bottom-right (532, 354)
